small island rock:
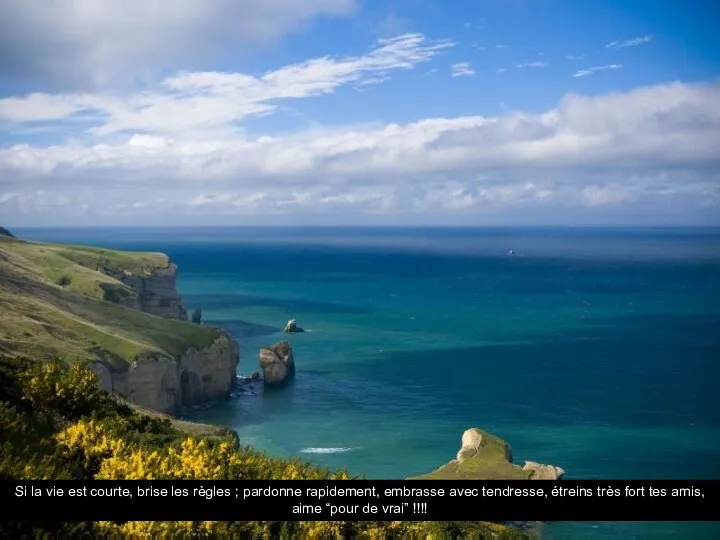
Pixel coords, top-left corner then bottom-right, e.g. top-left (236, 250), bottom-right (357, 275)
top-left (284, 319), bottom-right (304, 333)
top-left (259, 341), bottom-right (295, 386)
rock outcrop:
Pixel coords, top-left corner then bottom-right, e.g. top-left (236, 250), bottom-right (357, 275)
top-left (259, 341), bottom-right (295, 386)
top-left (412, 427), bottom-right (565, 480)
top-left (106, 262), bottom-right (188, 320)
top-left (93, 257), bottom-right (240, 412)
top-left (522, 461), bottom-right (565, 480)
top-left (0, 226), bottom-right (15, 238)
top-left (284, 319), bottom-right (304, 333)
top-left (88, 331), bottom-right (240, 414)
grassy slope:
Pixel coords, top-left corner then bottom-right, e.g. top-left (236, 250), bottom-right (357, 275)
top-left (0, 234), bottom-right (218, 370)
top-left (411, 429), bottom-right (532, 480)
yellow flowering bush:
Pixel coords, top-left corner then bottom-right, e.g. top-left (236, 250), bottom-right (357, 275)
top-left (1, 357), bottom-right (530, 540)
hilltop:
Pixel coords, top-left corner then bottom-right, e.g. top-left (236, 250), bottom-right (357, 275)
top-left (0, 229), bottom-right (238, 413)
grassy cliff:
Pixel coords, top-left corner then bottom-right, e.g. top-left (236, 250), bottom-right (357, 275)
top-left (0, 229), bottom-right (534, 538)
top-left (412, 429), bottom-right (532, 480)
top-left (0, 233), bottom-right (218, 370)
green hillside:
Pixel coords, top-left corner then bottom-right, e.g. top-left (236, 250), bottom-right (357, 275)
top-left (0, 233), bottom-right (217, 369)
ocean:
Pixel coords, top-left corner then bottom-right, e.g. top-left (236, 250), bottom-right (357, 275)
top-left (15, 227), bottom-right (720, 539)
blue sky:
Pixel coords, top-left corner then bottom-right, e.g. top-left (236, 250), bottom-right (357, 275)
top-left (0, 0), bottom-right (719, 226)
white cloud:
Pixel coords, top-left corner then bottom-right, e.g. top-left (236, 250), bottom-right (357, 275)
top-left (566, 54), bottom-right (585, 60)
top-left (0, 33), bottom-right (454, 137)
top-left (606, 35), bottom-right (653, 49)
top-left (496, 68), bottom-right (507, 74)
top-left (581, 185), bottom-right (636, 206)
top-left (517, 61), bottom-right (548, 68)
top-left (0, 0), bottom-right (357, 89)
top-left (2, 64), bottom-right (720, 223)
top-left (573, 64), bottom-right (623, 78)
top-left (451, 62), bottom-right (475, 77)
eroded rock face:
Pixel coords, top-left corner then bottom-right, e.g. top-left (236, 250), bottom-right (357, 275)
top-left (457, 428), bottom-right (484, 462)
top-left (88, 332), bottom-right (240, 413)
top-left (259, 341), bottom-right (295, 386)
top-left (522, 461), bottom-right (566, 480)
top-left (107, 262), bottom-right (188, 320)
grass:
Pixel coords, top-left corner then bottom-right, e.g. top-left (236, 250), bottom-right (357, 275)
top-left (411, 429), bottom-right (532, 480)
top-left (122, 401), bottom-right (234, 441)
top-left (0, 234), bottom-right (219, 371)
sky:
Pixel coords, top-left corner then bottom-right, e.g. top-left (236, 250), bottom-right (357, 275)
top-left (0, 0), bottom-right (719, 227)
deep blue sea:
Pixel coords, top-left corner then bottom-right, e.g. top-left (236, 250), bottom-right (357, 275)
top-left (16, 227), bottom-right (720, 539)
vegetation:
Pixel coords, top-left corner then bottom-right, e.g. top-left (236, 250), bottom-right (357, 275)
top-left (0, 234), bottom-right (217, 369)
top-left (0, 231), bottom-right (532, 537)
top-left (0, 356), bottom-right (531, 539)
top-left (412, 430), bottom-right (531, 481)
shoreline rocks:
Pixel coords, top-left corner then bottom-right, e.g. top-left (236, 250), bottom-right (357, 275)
top-left (259, 341), bottom-right (296, 386)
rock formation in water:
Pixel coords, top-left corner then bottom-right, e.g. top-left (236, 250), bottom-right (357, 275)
top-left (89, 331), bottom-right (239, 413)
top-left (191, 307), bottom-right (202, 324)
top-left (104, 261), bottom-right (188, 320)
top-left (284, 319), bottom-right (304, 333)
top-left (259, 341), bottom-right (295, 386)
top-left (412, 427), bottom-right (565, 480)
top-left (0, 226), bottom-right (15, 238)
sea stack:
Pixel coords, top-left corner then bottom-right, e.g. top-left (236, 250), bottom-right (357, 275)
top-left (284, 319), bottom-right (304, 333)
top-left (259, 341), bottom-right (296, 386)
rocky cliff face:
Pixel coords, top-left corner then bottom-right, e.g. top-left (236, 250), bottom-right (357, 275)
top-left (107, 262), bottom-right (188, 320)
top-left (89, 332), bottom-right (239, 414)
top-left (93, 257), bottom-right (240, 413)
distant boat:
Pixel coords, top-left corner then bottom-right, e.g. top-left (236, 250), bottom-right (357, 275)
top-left (507, 249), bottom-right (515, 255)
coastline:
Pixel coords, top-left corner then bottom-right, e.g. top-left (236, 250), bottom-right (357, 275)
top-left (5, 226), bottom-right (720, 540)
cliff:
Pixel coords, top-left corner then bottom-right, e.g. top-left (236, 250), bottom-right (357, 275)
top-left (89, 331), bottom-right (239, 412)
top-left (104, 261), bottom-right (188, 320)
top-left (0, 231), bottom-right (239, 414)
top-left (412, 428), bottom-right (565, 480)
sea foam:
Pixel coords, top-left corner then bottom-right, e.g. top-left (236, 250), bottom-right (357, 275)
top-left (300, 447), bottom-right (355, 454)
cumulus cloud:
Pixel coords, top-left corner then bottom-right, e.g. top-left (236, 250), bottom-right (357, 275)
top-left (606, 35), bottom-right (653, 49)
top-left (573, 64), bottom-right (623, 78)
top-left (0, 0), bottom-right (357, 89)
top-left (1, 45), bottom-right (720, 224)
top-left (451, 62), bottom-right (475, 77)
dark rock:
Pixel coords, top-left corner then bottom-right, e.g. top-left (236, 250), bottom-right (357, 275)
top-left (284, 319), bottom-right (305, 333)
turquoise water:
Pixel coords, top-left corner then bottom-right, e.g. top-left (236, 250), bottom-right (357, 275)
top-left (17, 227), bottom-right (720, 539)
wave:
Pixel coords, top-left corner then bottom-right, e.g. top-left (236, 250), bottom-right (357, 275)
top-left (299, 447), bottom-right (356, 454)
